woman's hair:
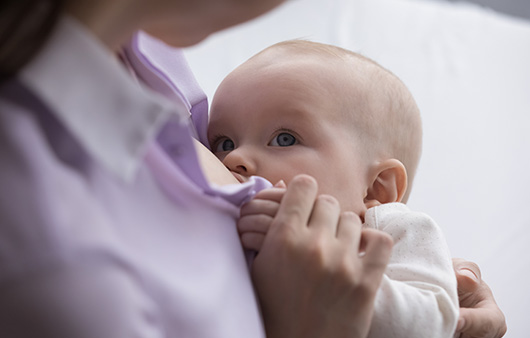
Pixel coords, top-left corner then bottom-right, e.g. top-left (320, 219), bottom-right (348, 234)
top-left (0, 0), bottom-right (65, 82)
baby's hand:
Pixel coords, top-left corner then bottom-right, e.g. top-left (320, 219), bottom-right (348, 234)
top-left (251, 175), bottom-right (393, 338)
top-left (238, 181), bottom-right (286, 251)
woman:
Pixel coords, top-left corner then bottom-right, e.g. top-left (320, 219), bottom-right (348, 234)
top-left (0, 1), bottom-right (505, 337)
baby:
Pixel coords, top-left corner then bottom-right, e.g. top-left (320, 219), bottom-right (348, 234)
top-left (207, 40), bottom-right (458, 337)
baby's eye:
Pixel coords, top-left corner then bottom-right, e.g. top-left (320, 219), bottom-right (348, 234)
top-left (270, 132), bottom-right (297, 147)
top-left (214, 138), bottom-right (235, 152)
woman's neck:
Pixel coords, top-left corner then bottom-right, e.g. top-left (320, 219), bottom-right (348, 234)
top-left (65, 0), bottom-right (143, 51)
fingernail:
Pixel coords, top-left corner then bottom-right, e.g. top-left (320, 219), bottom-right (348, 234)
top-left (459, 268), bottom-right (478, 282)
top-left (274, 180), bottom-right (286, 187)
top-left (456, 317), bottom-right (465, 331)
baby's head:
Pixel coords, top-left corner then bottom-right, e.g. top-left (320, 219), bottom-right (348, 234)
top-left (208, 40), bottom-right (422, 218)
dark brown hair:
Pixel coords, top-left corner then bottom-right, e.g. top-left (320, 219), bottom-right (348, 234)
top-left (0, 0), bottom-right (65, 82)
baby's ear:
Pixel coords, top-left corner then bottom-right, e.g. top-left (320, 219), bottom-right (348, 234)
top-left (364, 159), bottom-right (407, 209)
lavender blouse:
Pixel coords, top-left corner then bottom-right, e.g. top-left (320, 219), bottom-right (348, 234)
top-left (0, 16), bottom-right (270, 338)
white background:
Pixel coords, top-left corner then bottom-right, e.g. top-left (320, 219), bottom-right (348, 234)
top-left (184, 0), bottom-right (530, 336)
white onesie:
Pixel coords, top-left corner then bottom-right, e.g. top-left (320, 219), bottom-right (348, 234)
top-left (364, 203), bottom-right (459, 338)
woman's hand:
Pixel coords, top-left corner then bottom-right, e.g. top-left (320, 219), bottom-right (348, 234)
top-left (453, 258), bottom-right (507, 338)
top-left (249, 175), bottom-right (393, 338)
top-left (242, 182), bottom-right (507, 338)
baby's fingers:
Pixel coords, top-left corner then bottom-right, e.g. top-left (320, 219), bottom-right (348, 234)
top-left (238, 213), bottom-right (273, 236)
top-left (240, 232), bottom-right (266, 252)
top-left (240, 198), bottom-right (280, 218)
top-left (252, 187), bottom-right (286, 203)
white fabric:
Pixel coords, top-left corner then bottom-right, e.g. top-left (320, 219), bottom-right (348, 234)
top-left (364, 203), bottom-right (458, 338)
top-left (184, 1), bottom-right (530, 336)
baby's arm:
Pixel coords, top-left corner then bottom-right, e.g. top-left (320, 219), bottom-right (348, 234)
top-left (364, 204), bottom-right (459, 338)
top-left (239, 193), bottom-right (504, 338)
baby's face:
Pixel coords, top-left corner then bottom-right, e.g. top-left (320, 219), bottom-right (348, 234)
top-left (208, 53), bottom-right (371, 214)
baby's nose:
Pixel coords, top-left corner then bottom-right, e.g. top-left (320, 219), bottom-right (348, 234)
top-left (222, 149), bottom-right (256, 176)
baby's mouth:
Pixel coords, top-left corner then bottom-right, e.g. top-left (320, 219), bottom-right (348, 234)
top-left (231, 171), bottom-right (248, 183)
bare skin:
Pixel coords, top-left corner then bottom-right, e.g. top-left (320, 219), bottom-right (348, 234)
top-left (251, 175), bottom-right (393, 338)
top-left (453, 259), bottom-right (507, 338)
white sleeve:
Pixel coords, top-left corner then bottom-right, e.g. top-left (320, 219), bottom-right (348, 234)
top-left (365, 203), bottom-right (459, 338)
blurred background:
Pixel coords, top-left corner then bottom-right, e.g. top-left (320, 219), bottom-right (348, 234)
top-left (184, 0), bottom-right (530, 336)
top-left (442, 0), bottom-right (530, 20)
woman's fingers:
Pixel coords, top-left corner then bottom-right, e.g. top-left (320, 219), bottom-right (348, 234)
top-left (272, 175), bottom-right (318, 233)
top-left (359, 229), bottom-right (393, 284)
top-left (452, 258), bottom-right (507, 338)
top-left (453, 258), bottom-right (482, 297)
top-left (251, 175), bottom-right (393, 338)
top-left (336, 211), bottom-right (362, 245)
top-left (458, 307), bottom-right (506, 338)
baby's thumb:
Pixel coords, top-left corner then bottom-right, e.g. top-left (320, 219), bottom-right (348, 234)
top-left (274, 180), bottom-right (286, 188)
